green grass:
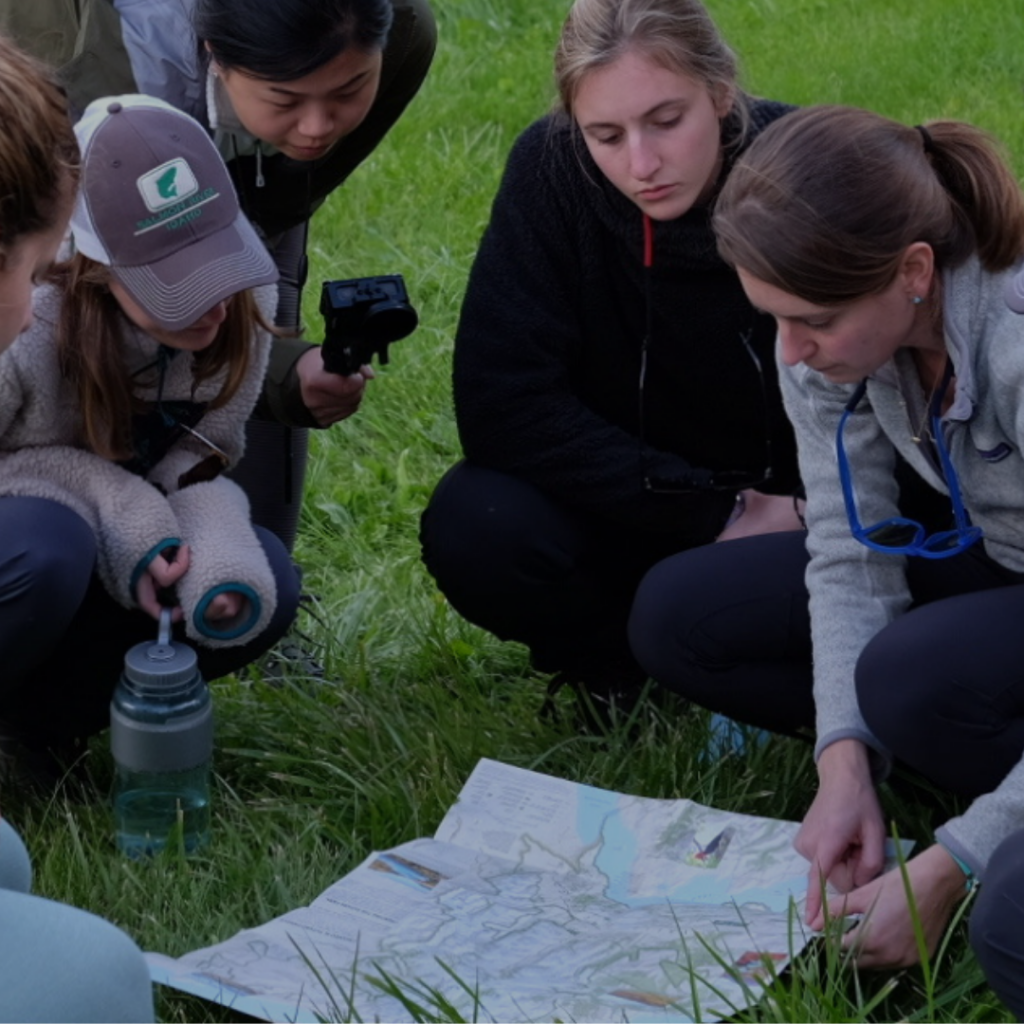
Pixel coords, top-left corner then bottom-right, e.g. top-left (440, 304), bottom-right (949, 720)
top-left (10, 0), bottom-right (1024, 1020)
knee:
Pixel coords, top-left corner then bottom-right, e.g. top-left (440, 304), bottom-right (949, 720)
top-left (420, 463), bottom-right (580, 594)
top-left (628, 554), bottom-right (701, 683)
top-left (0, 820), bottom-right (31, 893)
top-left (0, 499), bottom-right (95, 615)
top-left (255, 527), bottom-right (302, 640)
top-left (856, 628), bottom-right (940, 751)
top-left (62, 910), bottom-right (155, 1023)
top-left (0, 893), bottom-right (154, 1022)
top-left (970, 832), bottom-right (1024, 1019)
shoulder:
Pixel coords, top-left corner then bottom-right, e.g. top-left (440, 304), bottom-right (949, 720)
top-left (946, 257), bottom-right (1019, 360)
top-left (742, 97), bottom-right (799, 146)
top-left (504, 113), bottom-right (578, 184)
top-left (17, 284), bottom-right (64, 357)
top-left (113, 0), bottom-right (206, 121)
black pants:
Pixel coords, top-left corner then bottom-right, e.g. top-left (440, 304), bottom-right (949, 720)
top-left (0, 497), bottom-right (301, 744)
top-left (629, 530), bottom-right (1024, 784)
top-left (419, 461), bottom-right (728, 684)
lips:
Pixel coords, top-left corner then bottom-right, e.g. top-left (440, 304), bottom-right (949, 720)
top-left (287, 142), bottom-right (331, 161)
top-left (638, 183), bottom-right (676, 201)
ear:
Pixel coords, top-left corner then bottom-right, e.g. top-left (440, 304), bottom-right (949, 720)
top-left (711, 81), bottom-right (736, 119)
top-left (203, 41), bottom-right (223, 76)
top-left (897, 241), bottom-right (935, 300)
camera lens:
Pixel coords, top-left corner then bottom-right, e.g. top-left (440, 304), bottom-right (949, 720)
top-left (364, 300), bottom-right (418, 343)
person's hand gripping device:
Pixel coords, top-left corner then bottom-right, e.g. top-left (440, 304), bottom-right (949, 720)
top-left (319, 275), bottom-right (419, 376)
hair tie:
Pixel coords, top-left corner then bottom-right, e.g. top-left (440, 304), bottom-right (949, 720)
top-left (915, 124), bottom-right (935, 155)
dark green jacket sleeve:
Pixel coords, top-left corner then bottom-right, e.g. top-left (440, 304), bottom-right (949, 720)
top-left (254, 337), bottom-right (323, 429)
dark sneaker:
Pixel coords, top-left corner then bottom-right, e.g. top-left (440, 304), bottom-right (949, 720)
top-left (257, 635), bottom-right (326, 685)
top-left (540, 665), bottom-right (649, 734)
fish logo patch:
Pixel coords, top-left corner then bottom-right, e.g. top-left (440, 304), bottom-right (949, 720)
top-left (138, 159), bottom-right (199, 212)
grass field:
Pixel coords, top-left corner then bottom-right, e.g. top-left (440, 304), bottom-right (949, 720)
top-left (11, 0), bottom-right (1024, 1020)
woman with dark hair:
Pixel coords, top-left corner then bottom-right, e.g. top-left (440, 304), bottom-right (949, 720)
top-left (0, 0), bottom-right (437, 547)
top-left (628, 102), bottom-right (1024, 1004)
top-left (419, 0), bottom-right (802, 720)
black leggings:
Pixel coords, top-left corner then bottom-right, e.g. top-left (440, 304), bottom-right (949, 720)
top-left (419, 461), bottom-right (728, 683)
top-left (0, 497), bottom-right (301, 743)
top-left (628, 530), bottom-right (1024, 792)
top-left (628, 532), bottom-right (816, 735)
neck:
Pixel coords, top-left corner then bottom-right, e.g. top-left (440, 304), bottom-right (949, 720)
top-left (911, 346), bottom-right (948, 392)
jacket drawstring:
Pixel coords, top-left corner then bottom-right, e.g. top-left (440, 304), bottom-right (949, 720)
top-left (638, 213), bottom-right (654, 465)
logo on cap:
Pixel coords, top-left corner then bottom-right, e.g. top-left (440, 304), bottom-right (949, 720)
top-left (138, 159), bottom-right (199, 212)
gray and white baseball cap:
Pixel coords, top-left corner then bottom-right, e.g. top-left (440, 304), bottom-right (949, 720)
top-left (70, 94), bottom-right (278, 330)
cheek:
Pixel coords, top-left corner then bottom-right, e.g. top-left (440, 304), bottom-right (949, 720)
top-left (583, 143), bottom-right (624, 192)
top-left (341, 93), bottom-right (376, 132)
top-left (239, 103), bottom-right (290, 140)
top-left (684, 119), bottom-right (722, 172)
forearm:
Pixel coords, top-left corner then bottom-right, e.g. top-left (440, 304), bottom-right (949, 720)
top-left (254, 336), bottom-right (321, 428)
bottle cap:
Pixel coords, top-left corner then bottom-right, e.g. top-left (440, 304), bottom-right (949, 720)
top-left (122, 608), bottom-right (199, 689)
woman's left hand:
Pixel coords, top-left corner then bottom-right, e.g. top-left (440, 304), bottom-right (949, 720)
top-left (822, 843), bottom-right (970, 968)
top-left (716, 490), bottom-right (805, 542)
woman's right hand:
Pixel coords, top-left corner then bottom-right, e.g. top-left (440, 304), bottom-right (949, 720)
top-left (135, 544), bottom-right (191, 621)
top-left (796, 738), bottom-right (887, 927)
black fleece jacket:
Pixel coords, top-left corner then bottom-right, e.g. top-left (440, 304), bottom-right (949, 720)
top-left (452, 99), bottom-right (800, 535)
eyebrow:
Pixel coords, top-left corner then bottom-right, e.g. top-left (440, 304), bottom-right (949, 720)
top-left (266, 71), bottom-right (370, 97)
top-left (580, 98), bottom-right (685, 131)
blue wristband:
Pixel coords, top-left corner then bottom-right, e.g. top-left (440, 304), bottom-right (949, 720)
top-left (940, 844), bottom-right (977, 893)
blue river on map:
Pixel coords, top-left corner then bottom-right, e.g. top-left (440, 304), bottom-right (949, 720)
top-left (575, 786), bottom-right (802, 912)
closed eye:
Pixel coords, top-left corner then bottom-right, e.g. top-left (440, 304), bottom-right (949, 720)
top-left (587, 130), bottom-right (622, 146)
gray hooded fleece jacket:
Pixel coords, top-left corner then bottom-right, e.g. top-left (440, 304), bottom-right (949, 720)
top-left (780, 256), bottom-right (1024, 878)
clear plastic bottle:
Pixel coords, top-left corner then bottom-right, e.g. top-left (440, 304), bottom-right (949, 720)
top-left (110, 610), bottom-right (213, 856)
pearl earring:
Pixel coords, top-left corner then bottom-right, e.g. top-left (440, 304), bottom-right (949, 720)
top-left (911, 295), bottom-right (924, 305)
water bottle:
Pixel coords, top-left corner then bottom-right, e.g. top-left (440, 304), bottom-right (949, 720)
top-left (110, 609), bottom-right (213, 856)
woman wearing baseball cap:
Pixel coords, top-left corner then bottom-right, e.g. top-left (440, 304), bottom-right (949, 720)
top-left (0, 93), bottom-right (301, 775)
top-left (0, 37), bottom-right (156, 1024)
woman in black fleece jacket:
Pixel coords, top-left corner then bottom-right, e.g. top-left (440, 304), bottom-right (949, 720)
top-left (420, 0), bottom-right (803, 715)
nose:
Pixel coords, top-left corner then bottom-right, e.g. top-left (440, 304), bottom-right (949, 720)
top-left (627, 133), bottom-right (660, 181)
top-left (197, 300), bottom-right (228, 326)
top-left (297, 103), bottom-right (334, 141)
top-left (776, 319), bottom-right (815, 366)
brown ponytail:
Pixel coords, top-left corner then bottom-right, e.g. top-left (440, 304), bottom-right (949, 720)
top-left (713, 105), bottom-right (1024, 305)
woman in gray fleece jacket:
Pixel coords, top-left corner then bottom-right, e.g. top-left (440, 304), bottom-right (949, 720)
top-left (0, 93), bottom-right (300, 769)
top-left (630, 105), bottom-right (1024, 1008)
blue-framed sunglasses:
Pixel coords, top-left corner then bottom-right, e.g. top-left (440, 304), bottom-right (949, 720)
top-left (835, 362), bottom-right (982, 558)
